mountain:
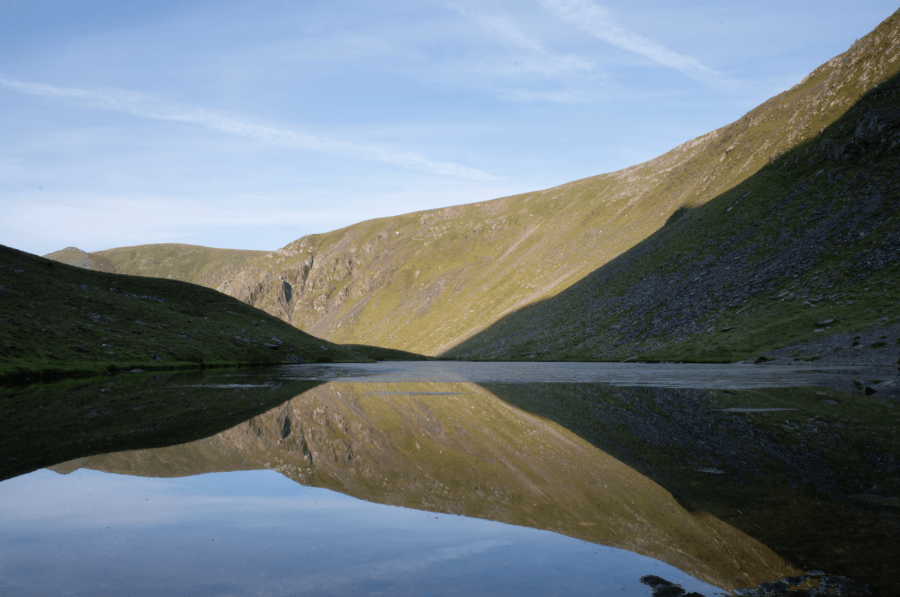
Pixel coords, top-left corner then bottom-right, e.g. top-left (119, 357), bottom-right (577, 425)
top-left (452, 68), bottom-right (900, 362)
top-left (68, 243), bottom-right (267, 285)
top-left (0, 244), bottom-right (361, 382)
top-left (42, 247), bottom-right (116, 273)
top-left (46, 10), bottom-right (900, 360)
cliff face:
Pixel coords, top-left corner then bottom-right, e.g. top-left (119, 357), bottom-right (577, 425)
top-left (46, 10), bottom-right (900, 358)
top-left (58, 381), bottom-right (799, 591)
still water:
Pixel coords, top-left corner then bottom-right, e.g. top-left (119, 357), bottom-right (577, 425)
top-left (0, 362), bottom-right (897, 596)
top-left (1, 469), bottom-right (719, 597)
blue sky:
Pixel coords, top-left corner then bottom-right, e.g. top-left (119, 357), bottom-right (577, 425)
top-left (0, 0), bottom-right (894, 256)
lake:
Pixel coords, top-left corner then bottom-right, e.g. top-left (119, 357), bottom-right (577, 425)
top-left (1, 362), bottom-right (897, 596)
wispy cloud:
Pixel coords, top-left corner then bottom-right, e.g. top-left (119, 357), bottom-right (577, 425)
top-left (536, 0), bottom-right (741, 90)
top-left (0, 76), bottom-right (496, 181)
top-left (263, 538), bottom-right (505, 597)
top-left (446, 2), bottom-right (548, 53)
top-left (445, 2), bottom-right (593, 73)
top-left (439, 2), bottom-right (600, 102)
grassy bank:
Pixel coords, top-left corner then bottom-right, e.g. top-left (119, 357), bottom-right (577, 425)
top-left (0, 358), bottom-right (299, 385)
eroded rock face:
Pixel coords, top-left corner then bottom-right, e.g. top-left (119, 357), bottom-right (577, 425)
top-left (59, 381), bottom-right (799, 592)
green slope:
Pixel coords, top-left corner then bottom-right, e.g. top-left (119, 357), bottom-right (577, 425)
top-left (46, 10), bottom-right (900, 358)
top-left (449, 70), bottom-right (900, 362)
top-left (92, 243), bottom-right (266, 285)
top-left (0, 245), bottom-right (362, 382)
top-left (42, 247), bottom-right (116, 273)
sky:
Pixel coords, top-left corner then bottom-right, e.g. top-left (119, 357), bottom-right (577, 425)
top-left (0, 0), bottom-right (895, 256)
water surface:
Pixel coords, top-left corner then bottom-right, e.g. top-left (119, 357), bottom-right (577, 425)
top-left (1, 468), bottom-right (721, 597)
top-left (1, 362), bottom-right (896, 596)
top-left (277, 360), bottom-right (892, 389)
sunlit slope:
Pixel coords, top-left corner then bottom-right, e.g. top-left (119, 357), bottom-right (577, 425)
top-left (92, 243), bottom-right (266, 286)
top-left (43, 247), bottom-right (116, 273)
top-left (52, 10), bottom-right (900, 356)
top-left (57, 381), bottom-right (799, 591)
top-left (450, 69), bottom-right (900, 362)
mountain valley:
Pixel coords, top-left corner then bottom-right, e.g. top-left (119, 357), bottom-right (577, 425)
top-left (43, 10), bottom-right (900, 364)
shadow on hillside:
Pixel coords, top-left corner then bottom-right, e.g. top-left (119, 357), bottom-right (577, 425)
top-left (441, 72), bottom-right (900, 361)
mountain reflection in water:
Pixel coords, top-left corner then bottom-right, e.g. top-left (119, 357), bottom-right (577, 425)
top-left (2, 363), bottom-right (895, 597)
top-left (51, 381), bottom-right (799, 593)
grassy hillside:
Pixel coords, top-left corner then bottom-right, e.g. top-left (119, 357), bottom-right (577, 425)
top-left (449, 70), bottom-right (900, 362)
top-left (42, 247), bottom-right (117, 273)
top-left (93, 243), bottom-right (266, 285)
top-left (0, 245), bottom-right (362, 382)
top-left (47, 10), bottom-right (900, 358)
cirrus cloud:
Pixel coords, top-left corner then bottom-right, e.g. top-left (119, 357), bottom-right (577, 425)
top-left (536, 0), bottom-right (743, 91)
top-left (0, 76), bottom-right (497, 181)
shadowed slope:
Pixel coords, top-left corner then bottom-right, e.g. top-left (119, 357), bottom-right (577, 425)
top-left (0, 245), bottom-right (361, 381)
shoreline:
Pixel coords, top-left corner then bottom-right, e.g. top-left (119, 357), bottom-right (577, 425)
top-left (0, 357), bottom-right (365, 386)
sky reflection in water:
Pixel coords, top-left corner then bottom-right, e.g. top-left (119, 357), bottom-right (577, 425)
top-left (0, 468), bottom-right (721, 597)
